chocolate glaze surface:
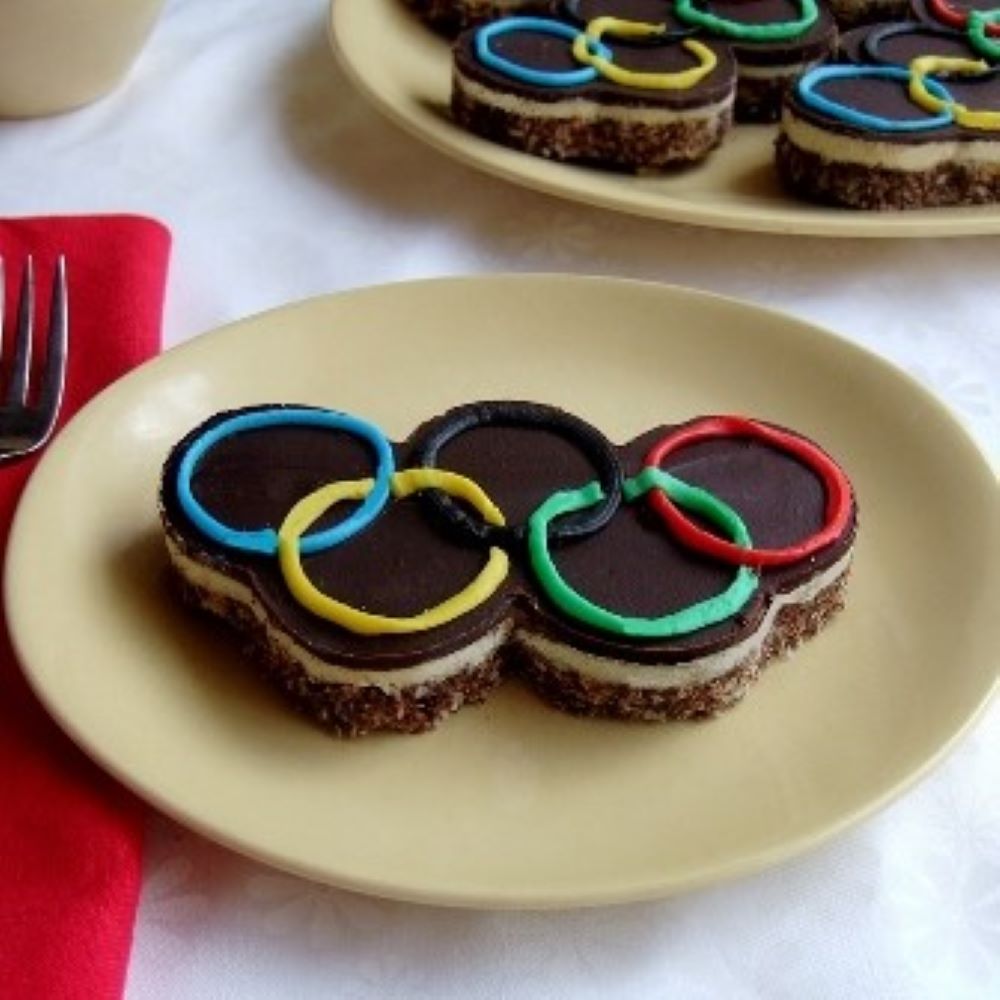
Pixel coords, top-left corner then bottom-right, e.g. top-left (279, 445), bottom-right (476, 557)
top-left (161, 404), bottom-right (857, 671)
top-left (453, 19), bottom-right (736, 108)
top-left (839, 20), bottom-right (979, 64)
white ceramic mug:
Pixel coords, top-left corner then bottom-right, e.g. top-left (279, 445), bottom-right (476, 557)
top-left (0, 0), bottom-right (165, 117)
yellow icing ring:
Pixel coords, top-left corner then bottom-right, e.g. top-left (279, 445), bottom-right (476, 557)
top-left (908, 56), bottom-right (1000, 131)
top-left (571, 16), bottom-right (718, 90)
top-left (277, 469), bottom-right (510, 635)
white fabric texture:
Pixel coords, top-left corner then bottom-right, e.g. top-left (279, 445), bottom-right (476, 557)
top-left (0, 1), bottom-right (996, 997)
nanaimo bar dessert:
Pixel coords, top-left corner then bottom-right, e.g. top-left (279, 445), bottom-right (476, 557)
top-left (160, 402), bottom-right (858, 736)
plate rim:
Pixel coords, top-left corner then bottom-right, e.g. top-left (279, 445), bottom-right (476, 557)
top-left (7, 274), bottom-right (999, 909)
top-left (329, 0), bottom-right (1000, 239)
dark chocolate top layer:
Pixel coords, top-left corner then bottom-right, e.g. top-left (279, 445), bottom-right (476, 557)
top-left (786, 21), bottom-right (1000, 143)
top-left (563, 0), bottom-right (836, 66)
top-left (839, 20), bottom-right (983, 63)
top-left (160, 403), bottom-right (858, 671)
top-left (453, 19), bottom-right (736, 108)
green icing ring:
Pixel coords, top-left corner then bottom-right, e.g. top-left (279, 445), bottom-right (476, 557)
top-left (968, 10), bottom-right (1000, 61)
top-left (526, 467), bottom-right (759, 639)
top-left (674, 0), bottom-right (819, 42)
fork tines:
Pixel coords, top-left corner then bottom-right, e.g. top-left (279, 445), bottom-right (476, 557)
top-left (0, 255), bottom-right (68, 461)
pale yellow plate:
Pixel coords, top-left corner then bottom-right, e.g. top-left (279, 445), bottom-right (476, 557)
top-left (330, 0), bottom-right (1000, 238)
top-left (7, 276), bottom-right (999, 908)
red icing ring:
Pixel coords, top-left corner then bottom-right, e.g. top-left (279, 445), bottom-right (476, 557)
top-left (928, 0), bottom-right (1000, 35)
top-left (642, 416), bottom-right (853, 568)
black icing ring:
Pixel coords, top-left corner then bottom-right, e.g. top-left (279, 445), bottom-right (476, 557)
top-left (559, 0), bottom-right (699, 42)
top-left (408, 401), bottom-right (623, 549)
top-left (861, 21), bottom-right (972, 65)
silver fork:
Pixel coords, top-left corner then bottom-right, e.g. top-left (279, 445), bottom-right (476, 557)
top-left (0, 256), bottom-right (68, 462)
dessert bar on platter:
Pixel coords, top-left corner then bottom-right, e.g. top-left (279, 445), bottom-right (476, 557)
top-left (160, 401), bottom-right (858, 736)
top-left (404, 0), bottom-right (1000, 209)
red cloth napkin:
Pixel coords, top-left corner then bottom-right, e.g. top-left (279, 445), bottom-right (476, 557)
top-left (0, 216), bottom-right (170, 1000)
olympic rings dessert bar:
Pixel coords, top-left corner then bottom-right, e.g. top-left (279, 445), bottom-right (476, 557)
top-left (450, 15), bottom-right (737, 168)
top-left (159, 402), bottom-right (858, 737)
top-left (776, 18), bottom-right (1000, 208)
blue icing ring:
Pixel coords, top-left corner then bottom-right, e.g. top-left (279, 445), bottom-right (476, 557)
top-left (797, 64), bottom-right (955, 132)
top-left (475, 17), bottom-right (613, 88)
top-left (176, 406), bottom-right (395, 556)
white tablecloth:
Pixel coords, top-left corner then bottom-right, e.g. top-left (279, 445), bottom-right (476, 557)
top-left (1, 1), bottom-right (997, 997)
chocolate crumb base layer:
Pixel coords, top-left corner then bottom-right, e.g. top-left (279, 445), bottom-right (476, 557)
top-left (172, 572), bottom-right (506, 738)
top-left (775, 133), bottom-right (1000, 209)
top-left (405, 0), bottom-right (553, 35)
top-left (451, 69), bottom-right (734, 168)
top-left (517, 568), bottom-right (850, 721)
top-left (826, 0), bottom-right (909, 29)
top-left (166, 526), bottom-right (851, 734)
top-left (735, 71), bottom-right (810, 124)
